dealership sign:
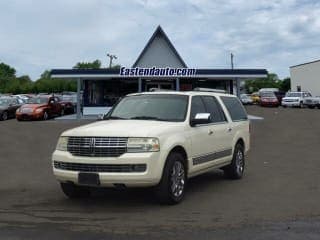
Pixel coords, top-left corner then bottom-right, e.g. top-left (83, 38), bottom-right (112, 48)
top-left (120, 67), bottom-right (196, 77)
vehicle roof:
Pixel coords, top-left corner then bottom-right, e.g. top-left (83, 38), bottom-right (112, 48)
top-left (127, 91), bottom-right (236, 98)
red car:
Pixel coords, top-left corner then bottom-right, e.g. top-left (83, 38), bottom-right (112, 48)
top-left (16, 95), bottom-right (63, 121)
top-left (260, 92), bottom-right (279, 107)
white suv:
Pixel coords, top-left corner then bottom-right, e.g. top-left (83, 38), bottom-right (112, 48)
top-left (52, 91), bottom-right (250, 204)
top-left (282, 91), bottom-right (311, 108)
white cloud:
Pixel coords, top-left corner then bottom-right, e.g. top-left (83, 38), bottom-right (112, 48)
top-left (0, 0), bottom-right (319, 79)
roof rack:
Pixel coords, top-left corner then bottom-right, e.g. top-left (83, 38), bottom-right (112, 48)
top-left (193, 88), bottom-right (227, 93)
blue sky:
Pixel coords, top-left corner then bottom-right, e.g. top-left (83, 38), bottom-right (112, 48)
top-left (0, 0), bottom-right (320, 80)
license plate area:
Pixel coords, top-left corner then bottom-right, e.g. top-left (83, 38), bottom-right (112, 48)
top-left (78, 172), bottom-right (100, 186)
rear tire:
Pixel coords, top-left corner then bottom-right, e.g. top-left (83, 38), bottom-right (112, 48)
top-left (60, 182), bottom-right (90, 198)
top-left (154, 152), bottom-right (187, 204)
top-left (224, 143), bottom-right (245, 179)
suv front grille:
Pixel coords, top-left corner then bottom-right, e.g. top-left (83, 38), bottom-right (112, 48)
top-left (54, 161), bottom-right (146, 173)
top-left (67, 137), bottom-right (128, 157)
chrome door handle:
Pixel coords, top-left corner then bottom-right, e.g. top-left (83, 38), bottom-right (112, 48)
top-left (208, 130), bottom-right (214, 135)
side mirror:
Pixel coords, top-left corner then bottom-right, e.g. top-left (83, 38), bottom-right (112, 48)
top-left (190, 113), bottom-right (211, 126)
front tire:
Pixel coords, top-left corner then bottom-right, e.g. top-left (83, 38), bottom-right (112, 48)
top-left (1, 111), bottom-right (8, 121)
top-left (43, 111), bottom-right (49, 120)
top-left (60, 182), bottom-right (90, 198)
top-left (299, 102), bottom-right (304, 108)
top-left (224, 143), bottom-right (245, 179)
top-left (154, 152), bottom-right (187, 204)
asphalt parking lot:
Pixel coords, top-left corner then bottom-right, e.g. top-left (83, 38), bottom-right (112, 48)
top-left (0, 106), bottom-right (320, 239)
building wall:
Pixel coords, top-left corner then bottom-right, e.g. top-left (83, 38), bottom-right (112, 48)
top-left (134, 35), bottom-right (185, 68)
top-left (290, 61), bottom-right (320, 96)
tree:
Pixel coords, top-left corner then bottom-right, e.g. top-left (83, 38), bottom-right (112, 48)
top-left (279, 77), bottom-right (290, 92)
top-left (0, 62), bottom-right (16, 78)
top-left (245, 73), bottom-right (282, 93)
top-left (73, 59), bottom-right (101, 69)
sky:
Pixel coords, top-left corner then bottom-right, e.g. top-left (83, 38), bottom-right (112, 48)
top-left (0, 0), bottom-right (320, 80)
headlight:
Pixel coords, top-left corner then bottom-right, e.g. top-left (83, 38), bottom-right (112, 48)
top-left (35, 108), bottom-right (43, 113)
top-left (127, 138), bottom-right (160, 152)
top-left (56, 136), bottom-right (68, 151)
top-left (16, 108), bottom-right (21, 113)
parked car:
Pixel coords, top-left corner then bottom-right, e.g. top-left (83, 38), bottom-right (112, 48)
top-left (250, 92), bottom-right (260, 104)
top-left (260, 92), bottom-right (279, 107)
top-left (0, 97), bottom-right (22, 120)
top-left (13, 94), bottom-right (30, 104)
top-left (52, 90), bottom-right (250, 204)
top-left (282, 91), bottom-right (312, 108)
top-left (303, 96), bottom-right (320, 109)
top-left (16, 95), bottom-right (63, 121)
top-left (240, 94), bottom-right (253, 105)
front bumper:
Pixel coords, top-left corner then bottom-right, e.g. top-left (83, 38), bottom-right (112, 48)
top-left (52, 150), bottom-right (164, 187)
top-left (16, 112), bottom-right (43, 120)
top-left (260, 101), bottom-right (279, 107)
top-left (281, 101), bottom-right (300, 107)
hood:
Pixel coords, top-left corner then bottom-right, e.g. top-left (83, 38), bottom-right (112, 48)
top-left (61, 120), bottom-right (185, 137)
top-left (21, 104), bottom-right (47, 109)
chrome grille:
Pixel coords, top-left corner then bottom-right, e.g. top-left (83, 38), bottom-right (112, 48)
top-left (67, 137), bottom-right (128, 157)
top-left (54, 161), bottom-right (146, 173)
top-left (21, 108), bottom-right (33, 113)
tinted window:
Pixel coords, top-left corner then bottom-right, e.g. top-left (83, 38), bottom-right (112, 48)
top-left (202, 96), bottom-right (226, 123)
top-left (190, 96), bottom-right (206, 119)
top-left (221, 96), bottom-right (248, 121)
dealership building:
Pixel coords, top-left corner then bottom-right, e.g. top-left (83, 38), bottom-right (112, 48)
top-left (290, 59), bottom-right (320, 96)
top-left (51, 26), bottom-right (267, 118)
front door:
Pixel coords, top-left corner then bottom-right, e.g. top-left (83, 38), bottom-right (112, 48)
top-left (188, 96), bottom-right (233, 174)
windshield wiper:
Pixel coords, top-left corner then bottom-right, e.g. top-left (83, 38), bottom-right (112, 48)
top-left (130, 116), bottom-right (169, 121)
top-left (106, 116), bottom-right (127, 120)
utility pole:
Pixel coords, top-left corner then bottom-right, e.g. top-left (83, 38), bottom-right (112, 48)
top-left (230, 52), bottom-right (234, 69)
top-left (107, 53), bottom-right (117, 68)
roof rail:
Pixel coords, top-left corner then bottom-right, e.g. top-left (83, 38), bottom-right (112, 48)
top-left (193, 88), bottom-right (227, 93)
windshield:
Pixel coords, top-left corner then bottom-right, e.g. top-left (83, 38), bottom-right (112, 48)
top-left (108, 94), bottom-right (189, 122)
top-left (260, 92), bottom-right (276, 97)
top-left (0, 98), bottom-right (10, 106)
top-left (27, 97), bottom-right (48, 104)
top-left (240, 94), bottom-right (249, 99)
top-left (286, 92), bottom-right (301, 97)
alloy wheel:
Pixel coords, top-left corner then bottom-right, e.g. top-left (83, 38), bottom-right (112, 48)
top-left (170, 161), bottom-right (185, 198)
top-left (2, 112), bottom-right (8, 120)
top-left (236, 149), bottom-right (244, 175)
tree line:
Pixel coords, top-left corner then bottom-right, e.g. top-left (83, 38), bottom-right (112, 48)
top-left (0, 60), bottom-right (121, 94)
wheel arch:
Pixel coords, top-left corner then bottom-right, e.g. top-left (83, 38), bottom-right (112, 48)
top-left (167, 145), bottom-right (189, 175)
top-left (235, 138), bottom-right (245, 150)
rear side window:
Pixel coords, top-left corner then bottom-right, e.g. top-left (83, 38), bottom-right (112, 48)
top-left (220, 96), bottom-right (248, 121)
top-left (201, 96), bottom-right (226, 123)
top-left (190, 96), bottom-right (206, 119)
